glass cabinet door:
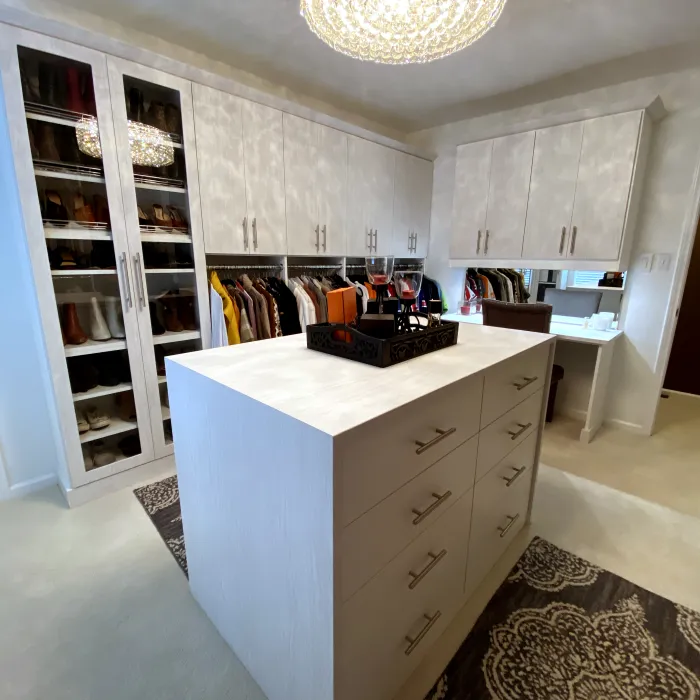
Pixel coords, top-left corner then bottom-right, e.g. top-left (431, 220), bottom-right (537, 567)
top-left (4, 31), bottom-right (155, 486)
top-left (106, 57), bottom-right (209, 459)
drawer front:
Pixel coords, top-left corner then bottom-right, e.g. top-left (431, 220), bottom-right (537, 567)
top-left (481, 344), bottom-right (550, 427)
top-left (338, 491), bottom-right (472, 700)
top-left (476, 415), bottom-right (539, 484)
top-left (476, 389), bottom-right (543, 480)
top-left (341, 435), bottom-right (477, 602)
top-left (465, 447), bottom-right (534, 598)
top-left (339, 374), bottom-right (483, 526)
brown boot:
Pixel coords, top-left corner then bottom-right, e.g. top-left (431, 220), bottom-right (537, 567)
top-left (62, 303), bottom-right (88, 345)
top-left (74, 194), bottom-right (96, 224)
top-left (176, 294), bottom-right (197, 331)
top-left (36, 123), bottom-right (60, 161)
top-left (160, 297), bottom-right (183, 332)
top-left (93, 195), bottom-right (110, 226)
top-left (147, 101), bottom-right (168, 132)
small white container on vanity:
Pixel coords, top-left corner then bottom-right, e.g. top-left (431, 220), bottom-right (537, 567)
top-left (167, 324), bottom-right (555, 700)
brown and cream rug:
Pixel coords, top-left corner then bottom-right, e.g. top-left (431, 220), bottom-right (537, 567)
top-left (135, 477), bottom-right (700, 699)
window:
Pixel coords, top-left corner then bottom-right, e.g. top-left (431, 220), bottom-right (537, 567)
top-left (516, 269), bottom-right (532, 288)
top-left (569, 271), bottom-right (626, 289)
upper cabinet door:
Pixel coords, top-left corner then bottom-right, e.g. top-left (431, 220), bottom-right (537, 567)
top-left (368, 142), bottom-right (395, 256)
top-left (392, 151), bottom-right (414, 256)
top-left (450, 140), bottom-right (492, 259)
top-left (193, 84), bottom-right (248, 255)
top-left (283, 113), bottom-right (319, 255)
top-left (569, 112), bottom-right (642, 260)
top-left (522, 122), bottom-right (583, 260)
top-left (316, 124), bottom-right (347, 256)
top-left (483, 131), bottom-right (535, 259)
top-left (412, 157), bottom-right (433, 257)
top-left (241, 100), bottom-right (287, 254)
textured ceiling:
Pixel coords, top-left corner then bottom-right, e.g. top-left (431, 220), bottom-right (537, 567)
top-left (49, 0), bottom-right (700, 130)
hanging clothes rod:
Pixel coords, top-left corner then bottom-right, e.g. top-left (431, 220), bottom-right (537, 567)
top-left (207, 264), bottom-right (283, 270)
top-left (288, 264), bottom-right (341, 270)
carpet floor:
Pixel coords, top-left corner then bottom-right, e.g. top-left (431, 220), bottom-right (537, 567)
top-left (135, 477), bottom-right (700, 699)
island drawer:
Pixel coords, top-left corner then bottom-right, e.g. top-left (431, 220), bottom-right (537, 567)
top-left (476, 389), bottom-right (543, 480)
top-left (338, 374), bottom-right (483, 527)
top-left (480, 344), bottom-right (550, 428)
top-left (465, 450), bottom-right (533, 597)
top-left (476, 421), bottom-right (538, 485)
top-left (340, 435), bottom-right (477, 602)
top-left (338, 491), bottom-right (471, 700)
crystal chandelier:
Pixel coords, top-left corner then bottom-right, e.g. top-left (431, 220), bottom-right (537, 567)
top-left (300, 0), bottom-right (507, 64)
top-left (76, 117), bottom-right (175, 168)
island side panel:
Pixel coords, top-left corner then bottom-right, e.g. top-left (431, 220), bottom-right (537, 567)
top-left (167, 360), bottom-right (335, 700)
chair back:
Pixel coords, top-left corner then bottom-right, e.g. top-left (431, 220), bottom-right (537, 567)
top-left (544, 288), bottom-right (602, 317)
top-left (482, 299), bottom-right (553, 334)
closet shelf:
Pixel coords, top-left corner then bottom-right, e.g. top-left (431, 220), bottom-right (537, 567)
top-left (157, 376), bottom-right (167, 384)
top-left (34, 162), bottom-right (106, 184)
top-left (80, 418), bottom-right (137, 444)
top-left (145, 268), bottom-right (194, 274)
top-left (25, 102), bottom-right (90, 127)
top-left (65, 338), bottom-right (127, 357)
top-left (161, 405), bottom-right (171, 421)
top-left (153, 330), bottom-right (201, 345)
top-left (134, 182), bottom-right (186, 194)
top-left (140, 231), bottom-right (191, 244)
top-left (52, 269), bottom-right (117, 277)
top-left (73, 382), bottom-right (133, 402)
top-left (45, 226), bottom-right (112, 241)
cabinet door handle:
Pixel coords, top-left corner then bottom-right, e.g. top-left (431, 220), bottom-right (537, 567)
top-left (508, 422), bottom-right (532, 441)
top-left (502, 466), bottom-right (528, 487)
top-left (484, 230), bottom-right (490, 255)
top-left (559, 226), bottom-right (567, 255)
top-left (367, 229), bottom-right (373, 251)
top-left (413, 232), bottom-right (418, 253)
top-left (132, 253), bottom-right (146, 309)
top-left (408, 231), bottom-right (412, 252)
top-left (498, 513), bottom-right (520, 539)
top-left (373, 228), bottom-right (378, 252)
top-left (242, 216), bottom-right (248, 250)
top-left (405, 611), bottom-right (441, 656)
top-left (414, 427), bottom-right (456, 455)
top-left (119, 252), bottom-right (133, 309)
top-left (476, 229), bottom-right (481, 254)
top-left (570, 225), bottom-right (577, 255)
top-left (252, 217), bottom-right (258, 251)
top-left (411, 490), bottom-right (452, 525)
top-left (322, 224), bottom-right (327, 251)
top-left (315, 224), bottom-right (320, 252)
top-left (513, 376), bottom-right (538, 391)
top-left (408, 549), bottom-right (448, 590)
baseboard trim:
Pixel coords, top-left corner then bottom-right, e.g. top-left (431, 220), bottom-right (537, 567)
top-left (663, 389), bottom-right (700, 400)
top-left (8, 473), bottom-right (58, 499)
top-left (62, 455), bottom-right (176, 508)
top-left (605, 417), bottom-right (646, 435)
top-left (558, 407), bottom-right (588, 421)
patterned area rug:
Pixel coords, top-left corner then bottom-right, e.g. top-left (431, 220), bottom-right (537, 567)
top-left (134, 478), bottom-right (700, 698)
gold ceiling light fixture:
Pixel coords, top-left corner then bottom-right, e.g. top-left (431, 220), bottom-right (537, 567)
top-left (76, 117), bottom-right (175, 168)
top-left (300, 0), bottom-right (507, 65)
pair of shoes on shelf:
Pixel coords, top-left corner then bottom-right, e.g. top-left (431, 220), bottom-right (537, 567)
top-left (61, 297), bottom-right (125, 346)
top-left (76, 405), bottom-right (110, 433)
top-left (68, 353), bottom-right (131, 393)
top-left (150, 292), bottom-right (197, 335)
top-left (31, 121), bottom-right (87, 164)
top-left (83, 441), bottom-right (118, 470)
top-left (42, 191), bottom-right (110, 227)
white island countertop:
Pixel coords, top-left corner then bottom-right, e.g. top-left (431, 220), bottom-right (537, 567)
top-left (168, 323), bottom-right (554, 437)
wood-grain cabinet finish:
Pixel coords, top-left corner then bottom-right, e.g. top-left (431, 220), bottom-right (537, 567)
top-left (450, 110), bottom-right (650, 268)
top-left (393, 151), bottom-right (433, 257)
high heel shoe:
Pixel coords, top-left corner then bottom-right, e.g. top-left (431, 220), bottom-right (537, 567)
top-left (104, 297), bottom-right (125, 339)
top-left (88, 297), bottom-right (111, 341)
top-left (152, 204), bottom-right (172, 229)
top-left (44, 191), bottom-right (68, 223)
top-left (74, 194), bottom-right (96, 224)
top-left (167, 206), bottom-right (188, 230)
top-left (62, 303), bottom-right (88, 345)
top-left (138, 206), bottom-right (152, 227)
top-left (93, 195), bottom-right (110, 226)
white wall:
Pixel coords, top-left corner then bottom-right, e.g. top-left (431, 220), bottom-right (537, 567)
top-left (410, 67), bottom-right (700, 433)
top-left (0, 79), bottom-right (62, 498)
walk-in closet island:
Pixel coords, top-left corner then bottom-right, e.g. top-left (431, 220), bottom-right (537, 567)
top-left (167, 323), bottom-right (555, 700)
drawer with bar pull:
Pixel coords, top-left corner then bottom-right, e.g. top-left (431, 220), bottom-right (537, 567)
top-left (480, 343), bottom-right (550, 428)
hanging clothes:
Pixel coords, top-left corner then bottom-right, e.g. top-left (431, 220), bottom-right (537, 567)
top-left (210, 285), bottom-right (227, 348)
top-left (209, 270), bottom-right (240, 345)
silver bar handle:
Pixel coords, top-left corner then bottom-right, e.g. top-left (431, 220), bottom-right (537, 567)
top-left (242, 216), bottom-right (248, 250)
top-left (413, 232), bottom-right (418, 253)
top-left (570, 225), bottom-right (577, 255)
top-left (559, 226), bottom-right (567, 255)
top-left (405, 611), bottom-right (441, 656)
top-left (132, 253), bottom-right (146, 309)
top-left (513, 376), bottom-right (538, 391)
top-left (414, 427), bottom-right (456, 455)
top-left (373, 228), bottom-right (378, 252)
top-left (322, 224), bottom-right (327, 251)
top-left (408, 231), bottom-right (412, 252)
top-left (412, 490), bottom-right (452, 525)
top-left (508, 422), bottom-right (532, 441)
top-left (502, 466), bottom-right (528, 487)
top-left (252, 217), bottom-right (258, 251)
top-left (119, 252), bottom-right (133, 309)
top-left (367, 229), bottom-right (373, 251)
top-left (484, 230), bottom-right (490, 255)
top-left (476, 229), bottom-right (481, 254)
top-left (315, 224), bottom-right (320, 253)
top-left (408, 549), bottom-right (447, 590)
top-left (498, 513), bottom-right (520, 539)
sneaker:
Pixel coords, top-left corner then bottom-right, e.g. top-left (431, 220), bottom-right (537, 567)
top-left (91, 440), bottom-right (117, 467)
top-left (85, 406), bottom-right (110, 431)
top-left (76, 409), bottom-right (89, 434)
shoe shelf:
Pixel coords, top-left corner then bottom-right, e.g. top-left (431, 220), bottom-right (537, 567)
top-left (140, 225), bottom-right (190, 244)
top-left (34, 160), bottom-right (106, 184)
top-left (45, 225), bottom-right (112, 241)
top-left (157, 376), bottom-right (167, 384)
top-left (79, 417), bottom-right (137, 444)
top-left (52, 268), bottom-right (117, 276)
top-left (152, 329), bottom-right (201, 345)
top-left (73, 382), bottom-right (133, 402)
top-left (65, 337), bottom-right (127, 358)
top-left (134, 182), bottom-right (187, 194)
top-left (133, 174), bottom-right (186, 193)
top-left (25, 101), bottom-right (90, 127)
top-left (145, 268), bottom-right (194, 274)
top-left (161, 404), bottom-right (171, 421)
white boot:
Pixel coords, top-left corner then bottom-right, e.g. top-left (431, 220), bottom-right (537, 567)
top-left (104, 296), bottom-right (125, 339)
top-left (89, 297), bottom-right (111, 341)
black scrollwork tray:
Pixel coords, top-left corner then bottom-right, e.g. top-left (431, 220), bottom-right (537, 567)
top-left (306, 320), bottom-right (459, 368)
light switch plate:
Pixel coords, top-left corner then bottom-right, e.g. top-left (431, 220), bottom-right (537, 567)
top-left (639, 253), bottom-right (654, 272)
top-left (655, 254), bottom-right (672, 272)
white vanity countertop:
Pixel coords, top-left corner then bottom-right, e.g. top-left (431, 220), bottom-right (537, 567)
top-left (168, 324), bottom-right (553, 436)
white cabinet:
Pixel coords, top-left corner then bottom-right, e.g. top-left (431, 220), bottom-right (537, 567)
top-left (393, 152), bottom-right (432, 257)
top-left (522, 122), bottom-right (583, 260)
top-left (193, 84), bottom-right (248, 254)
top-left (482, 131), bottom-right (535, 259)
top-left (569, 111), bottom-right (643, 261)
top-left (450, 139), bottom-right (492, 259)
top-left (241, 100), bottom-right (287, 254)
top-left (284, 114), bottom-right (347, 255)
top-left (347, 136), bottom-right (395, 256)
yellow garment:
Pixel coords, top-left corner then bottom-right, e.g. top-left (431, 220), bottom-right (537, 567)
top-left (209, 271), bottom-right (240, 345)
